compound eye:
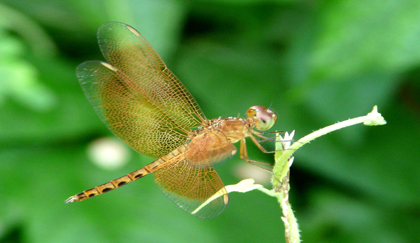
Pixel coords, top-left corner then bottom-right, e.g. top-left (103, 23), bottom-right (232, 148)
top-left (246, 106), bottom-right (277, 131)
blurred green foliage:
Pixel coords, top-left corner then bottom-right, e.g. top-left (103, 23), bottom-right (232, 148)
top-left (0, 0), bottom-right (419, 242)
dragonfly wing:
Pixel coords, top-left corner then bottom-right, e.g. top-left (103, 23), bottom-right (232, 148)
top-left (78, 61), bottom-right (187, 158)
top-left (96, 22), bottom-right (205, 130)
top-left (154, 159), bottom-right (228, 219)
top-left (185, 130), bottom-right (237, 168)
top-left (77, 22), bottom-right (206, 158)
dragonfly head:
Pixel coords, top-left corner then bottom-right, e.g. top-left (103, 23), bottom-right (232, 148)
top-left (246, 105), bottom-right (277, 131)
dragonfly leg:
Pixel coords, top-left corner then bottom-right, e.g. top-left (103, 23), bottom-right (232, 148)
top-left (249, 133), bottom-right (276, 153)
top-left (239, 138), bottom-right (273, 172)
top-left (250, 131), bottom-right (296, 153)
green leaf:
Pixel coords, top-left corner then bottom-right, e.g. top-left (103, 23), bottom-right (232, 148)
top-left (310, 0), bottom-right (420, 80)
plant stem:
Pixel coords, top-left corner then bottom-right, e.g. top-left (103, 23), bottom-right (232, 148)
top-left (271, 106), bottom-right (386, 243)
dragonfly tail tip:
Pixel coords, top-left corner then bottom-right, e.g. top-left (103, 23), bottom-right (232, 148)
top-left (65, 196), bottom-right (75, 204)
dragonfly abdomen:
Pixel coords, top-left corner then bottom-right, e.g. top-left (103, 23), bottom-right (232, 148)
top-left (65, 145), bottom-right (187, 203)
top-left (65, 167), bottom-right (150, 203)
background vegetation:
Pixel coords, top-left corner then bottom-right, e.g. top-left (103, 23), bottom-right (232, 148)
top-left (1, 0), bottom-right (419, 242)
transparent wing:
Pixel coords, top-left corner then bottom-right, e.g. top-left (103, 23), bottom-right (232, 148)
top-left (97, 22), bottom-right (205, 130)
top-left (154, 131), bottom-right (236, 219)
top-left (78, 61), bottom-right (189, 158)
top-left (154, 159), bottom-right (229, 219)
top-left (185, 130), bottom-right (237, 168)
top-left (77, 22), bottom-right (206, 158)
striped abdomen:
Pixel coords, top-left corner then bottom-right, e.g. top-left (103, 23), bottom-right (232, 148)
top-left (65, 145), bottom-right (186, 203)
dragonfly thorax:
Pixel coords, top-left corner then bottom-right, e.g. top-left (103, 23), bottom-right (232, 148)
top-left (193, 117), bottom-right (255, 144)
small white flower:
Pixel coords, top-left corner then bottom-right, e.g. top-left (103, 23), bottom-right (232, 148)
top-left (278, 130), bottom-right (295, 150)
top-left (225, 179), bottom-right (263, 193)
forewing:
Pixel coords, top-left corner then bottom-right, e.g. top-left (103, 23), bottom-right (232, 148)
top-left (154, 159), bottom-right (229, 219)
top-left (96, 22), bottom-right (205, 130)
top-left (77, 22), bottom-right (206, 158)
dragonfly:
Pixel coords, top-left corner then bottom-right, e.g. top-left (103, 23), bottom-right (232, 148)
top-left (66, 22), bottom-right (277, 219)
